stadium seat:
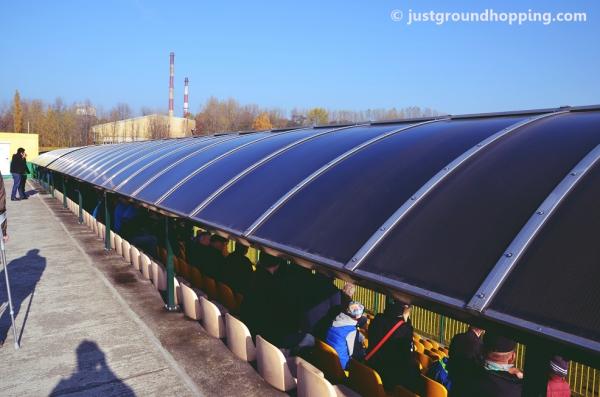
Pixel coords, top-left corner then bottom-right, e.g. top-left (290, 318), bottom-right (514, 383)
top-left (438, 347), bottom-right (449, 356)
top-left (414, 340), bottom-right (425, 354)
top-left (140, 253), bottom-right (152, 280)
top-left (217, 282), bottom-right (239, 314)
top-left (394, 384), bottom-right (420, 397)
top-left (421, 339), bottom-right (434, 350)
top-left (426, 350), bottom-right (442, 361)
top-left (256, 335), bottom-right (297, 392)
top-left (190, 266), bottom-right (202, 289)
top-left (180, 259), bottom-right (191, 280)
top-left (199, 296), bottom-right (225, 338)
top-left (122, 240), bottom-right (131, 263)
top-left (110, 230), bottom-right (116, 248)
top-left (348, 358), bottom-right (388, 397)
top-left (158, 247), bottom-right (167, 265)
top-left (313, 339), bottom-right (347, 384)
top-left (173, 256), bottom-right (182, 275)
top-left (130, 246), bottom-right (141, 271)
top-left (421, 374), bottom-right (447, 397)
top-left (415, 352), bottom-right (433, 374)
top-left (151, 261), bottom-right (167, 291)
top-left (114, 234), bottom-right (122, 255)
top-left (181, 282), bottom-right (201, 320)
top-left (427, 339), bottom-right (440, 349)
top-left (202, 276), bottom-right (218, 301)
top-left (297, 358), bottom-right (361, 397)
top-left (225, 312), bottom-right (256, 362)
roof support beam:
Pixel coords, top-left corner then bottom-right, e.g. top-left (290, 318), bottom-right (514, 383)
top-left (243, 117), bottom-right (448, 237)
top-left (189, 124), bottom-right (367, 217)
top-left (345, 111), bottom-right (568, 272)
top-left (467, 143), bottom-right (600, 312)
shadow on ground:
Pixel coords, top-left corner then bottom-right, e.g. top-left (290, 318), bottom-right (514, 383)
top-left (50, 340), bottom-right (136, 396)
top-left (0, 249), bottom-right (46, 345)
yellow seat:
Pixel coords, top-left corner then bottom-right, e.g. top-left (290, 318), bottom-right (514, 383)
top-left (394, 384), bottom-right (421, 397)
top-left (438, 347), bottom-right (449, 356)
top-left (256, 335), bottom-right (297, 392)
top-left (348, 359), bottom-right (388, 397)
top-left (202, 276), bottom-right (218, 301)
top-left (427, 339), bottom-right (440, 349)
top-left (415, 352), bottom-right (433, 374)
top-left (190, 266), bottom-right (202, 289)
top-left (225, 313), bottom-right (256, 362)
top-left (313, 339), bottom-right (347, 384)
top-left (421, 374), bottom-right (447, 397)
top-left (420, 339), bottom-right (434, 350)
top-left (414, 341), bottom-right (425, 354)
top-left (217, 282), bottom-right (239, 314)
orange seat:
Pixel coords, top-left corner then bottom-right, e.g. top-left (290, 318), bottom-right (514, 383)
top-left (217, 282), bottom-right (239, 314)
top-left (414, 340), bottom-right (425, 354)
top-left (190, 266), bottom-right (202, 289)
top-left (180, 259), bottom-right (191, 280)
top-left (202, 276), bottom-right (218, 300)
top-left (421, 374), bottom-right (447, 397)
top-left (415, 352), bottom-right (432, 374)
top-left (348, 359), bottom-right (388, 397)
top-left (235, 292), bottom-right (244, 307)
top-left (394, 384), bottom-right (420, 397)
top-left (313, 339), bottom-right (347, 384)
top-left (427, 339), bottom-right (440, 349)
top-left (420, 339), bottom-right (434, 350)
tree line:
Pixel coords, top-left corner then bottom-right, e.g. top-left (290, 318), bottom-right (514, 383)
top-left (0, 91), bottom-right (442, 148)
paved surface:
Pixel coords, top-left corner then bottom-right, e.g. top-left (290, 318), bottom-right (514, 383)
top-left (0, 180), bottom-right (284, 397)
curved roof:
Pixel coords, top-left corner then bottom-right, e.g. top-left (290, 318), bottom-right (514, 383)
top-left (33, 106), bottom-right (600, 359)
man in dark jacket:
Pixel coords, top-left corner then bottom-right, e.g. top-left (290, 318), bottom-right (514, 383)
top-left (448, 325), bottom-right (484, 396)
top-left (367, 299), bottom-right (421, 392)
top-left (201, 235), bottom-right (227, 280)
top-left (10, 148), bottom-right (28, 201)
top-left (222, 243), bottom-right (253, 294)
top-left (467, 333), bottom-right (523, 397)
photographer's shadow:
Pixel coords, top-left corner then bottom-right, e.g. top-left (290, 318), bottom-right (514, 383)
top-left (0, 249), bottom-right (46, 345)
top-left (50, 340), bottom-right (135, 396)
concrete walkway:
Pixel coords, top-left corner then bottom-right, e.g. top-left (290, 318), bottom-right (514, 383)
top-left (0, 180), bottom-right (283, 397)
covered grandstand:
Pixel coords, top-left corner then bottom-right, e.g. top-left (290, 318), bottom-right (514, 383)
top-left (32, 105), bottom-right (600, 396)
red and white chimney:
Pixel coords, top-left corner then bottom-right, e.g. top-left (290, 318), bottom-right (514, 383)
top-left (168, 52), bottom-right (174, 117)
top-left (183, 77), bottom-right (189, 117)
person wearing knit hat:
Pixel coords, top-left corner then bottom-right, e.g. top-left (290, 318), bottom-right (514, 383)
top-left (466, 332), bottom-right (523, 397)
top-left (547, 356), bottom-right (571, 397)
top-left (324, 301), bottom-right (366, 369)
top-left (448, 325), bottom-right (484, 397)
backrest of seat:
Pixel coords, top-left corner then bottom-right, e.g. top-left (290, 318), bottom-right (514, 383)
top-left (130, 246), bottom-right (141, 271)
top-left (421, 374), bottom-right (447, 397)
top-left (348, 359), bottom-right (387, 397)
top-left (140, 254), bottom-right (152, 280)
top-left (255, 335), bottom-right (297, 392)
top-left (199, 296), bottom-right (225, 338)
top-left (414, 340), bottom-right (425, 354)
top-left (190, 266), bottom-right (202, 289)
top-left (217, 282), bottom-right (238, 314)
top-left (110, 231), bottom-right (116, 249)
top-left (314, 339), bottom-right (347, 384)
top-left (421, 339), bottom-right (433, 350)
top-left (297, 359), bottom-right (334, 397)
top-left (225, 312), bottom-right (256, 362)
top-left (151, 261), bottom-right (167, 291)
top-left (180, 259), bottom-right (191, 280)
top-left (395, 384), bottom-right (420, 397)
top-left (115, 235), bottom-right (123, 255)
top-left (415, 352), bottom-right (432, 374)
top-left (122, 240), bottom-right (131, 263)
top-left (181, 282), bottom-right (201, 320)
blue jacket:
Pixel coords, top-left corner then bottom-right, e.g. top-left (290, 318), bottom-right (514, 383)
top-left (325, 313), bottom-right (362, 369)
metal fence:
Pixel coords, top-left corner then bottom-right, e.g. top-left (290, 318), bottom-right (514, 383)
top-left (334, 280), bottom-right (599, 397)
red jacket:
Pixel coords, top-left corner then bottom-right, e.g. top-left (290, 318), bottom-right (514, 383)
top-left (547, 375), bottom-right (571, 397)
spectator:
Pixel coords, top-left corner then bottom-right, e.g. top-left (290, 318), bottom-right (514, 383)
top-left (467, 333), bottom-right (523, 397)
top-left (202, 235), bottom-right (227, 280)
top-left (325, 301), bottom-right (366, 369)
top-left (366, 299), bottom-right (421, 392)
top-left (240, 254), bottom-right (299, 348)
top-left (222, 243), bottom-right (253, 294)
top-left (448, 326), bottom-right (485, 396)
top-left (188, 231), bottom-right (211, 269)
top-left (547, 356), bottom-right (571, 397)
top-left (10, 148), bottom-right (28, 201)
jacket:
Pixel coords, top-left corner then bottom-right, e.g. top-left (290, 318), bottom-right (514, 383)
top-left (547, 375), bottom-right (571, 397)
top-left (466, 366), bottom-right (523, 397)
top-left (448, 329), bottom-right (483, 396)
top-left (10, 154), bottom-right (28, 174)
top-left (325, 312), bottom-right (363, 369)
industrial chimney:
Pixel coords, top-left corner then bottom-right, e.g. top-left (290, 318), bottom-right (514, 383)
top-left (183, 77), bottom-right (189, 117)
top-left (169, 52), bottom-right (174, 117)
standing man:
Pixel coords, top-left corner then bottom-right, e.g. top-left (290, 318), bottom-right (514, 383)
top-left (448, 325), bottom-right (485, 396)
top-left (10, 148), bottom-right (28, 201)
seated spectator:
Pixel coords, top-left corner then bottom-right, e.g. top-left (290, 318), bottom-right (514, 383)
top-left (427, 356), bottom-right (452, 390)
top-left (467, 333), bottom-right (523, 397)
top-left (188, 231), bottom-right (211, 269)
top-left (222, 243), bottom-right (254, 294)
top-left (201, 235), bottom-right (227, 280)
top-left (240, 254), bottom-right (300, 348)
top-left (547, 356), bottom-right (571, 397)
top-left (366, 299), bottom-right (421, 392)
top-left (325, 301), bottom-right (366, 369)
top-left (448, 325), bottom-right (484, 396)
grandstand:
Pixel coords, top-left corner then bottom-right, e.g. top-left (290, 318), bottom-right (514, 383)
top-left (32, 105), bottom-right (600, 396)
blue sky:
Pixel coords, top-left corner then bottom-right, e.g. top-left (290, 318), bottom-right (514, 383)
top-left (1, 0), bottom-right (598, 115)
